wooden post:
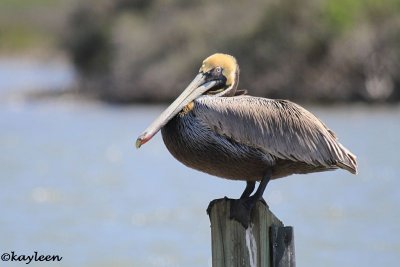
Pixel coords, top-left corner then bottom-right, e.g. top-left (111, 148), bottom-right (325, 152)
top-left (270, 226), bottom-right (295, 267)
top-left (208, 198), bottom-right (295, 267)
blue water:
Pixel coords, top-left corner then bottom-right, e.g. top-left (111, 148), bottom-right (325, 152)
top-left (0, 58), bottom-right (399, 267)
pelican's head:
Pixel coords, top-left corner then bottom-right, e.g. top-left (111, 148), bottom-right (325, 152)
top-left (136, 53), bottom-right (239, 148)
top-left (198, 53), bottom-right (240, 97)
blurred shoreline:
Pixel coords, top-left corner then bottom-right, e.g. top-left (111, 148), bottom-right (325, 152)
top-left (1, 0), bottom-right (400, 105)
top-left (1, 54), bottom-right (400, 107)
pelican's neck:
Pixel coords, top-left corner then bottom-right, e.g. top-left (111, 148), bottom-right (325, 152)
top-left (216, 65), bottom-right (240, 97)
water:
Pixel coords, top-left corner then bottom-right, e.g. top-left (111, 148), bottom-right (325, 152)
top-left (0, 58), bottom-right (399, 266)
top-left (0, 57), bottom-right (74, 94)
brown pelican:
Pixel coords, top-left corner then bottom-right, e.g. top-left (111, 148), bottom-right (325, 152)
top-left (136, 53), bottom-right (357, 227)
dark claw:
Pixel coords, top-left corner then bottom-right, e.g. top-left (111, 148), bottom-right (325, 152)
top-left (259, 197), bottom-right (268, 207)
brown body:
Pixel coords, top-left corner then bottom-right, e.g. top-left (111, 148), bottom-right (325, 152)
top-left (162, 96), bottom-right (356, 181)
top-left (137, 53), bottom-right (357, 182)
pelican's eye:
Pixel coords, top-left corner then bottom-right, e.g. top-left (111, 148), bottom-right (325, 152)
top-left (211, 67), bottom-right (223, 80)
top-left (204, 67), bottom-right (227, 95)
top-left (204, 67), bottom-right (225, 82)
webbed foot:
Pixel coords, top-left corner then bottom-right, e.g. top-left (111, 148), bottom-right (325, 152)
top-left (230, 196), bottom-right (257, 228)
top-left (230, 171), bottom-right (272, 228)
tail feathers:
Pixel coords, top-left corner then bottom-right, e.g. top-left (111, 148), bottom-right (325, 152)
top-left (336, 144), bottom-right (358, 174)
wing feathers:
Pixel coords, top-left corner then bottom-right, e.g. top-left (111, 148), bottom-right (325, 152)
top-left (195, 96), bottom-right (358, 174)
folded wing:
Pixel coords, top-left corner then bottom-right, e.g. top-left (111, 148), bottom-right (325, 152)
top-left (195, 96), bottom-right (357, 174)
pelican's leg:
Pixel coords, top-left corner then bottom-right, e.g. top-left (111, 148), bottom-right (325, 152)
top-left (230, 171), bottom-right (271, 228)
top-left (250, 171), bottom-right (271, 203)
top-left (240, 181), bottom-right (256, 199)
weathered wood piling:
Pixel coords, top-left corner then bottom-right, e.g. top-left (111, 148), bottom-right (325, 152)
top-left (208, 198), bottom-right (295, 267)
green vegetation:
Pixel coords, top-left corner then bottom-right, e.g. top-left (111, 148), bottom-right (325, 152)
top-left (323, 0), bottom-right (400, 33)
top-left (1, 0), bottom-right (400, 103)
top-left (0, 25), bottom-right (53, 52)
top-left (0, 0), bottom-right (76, 53)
